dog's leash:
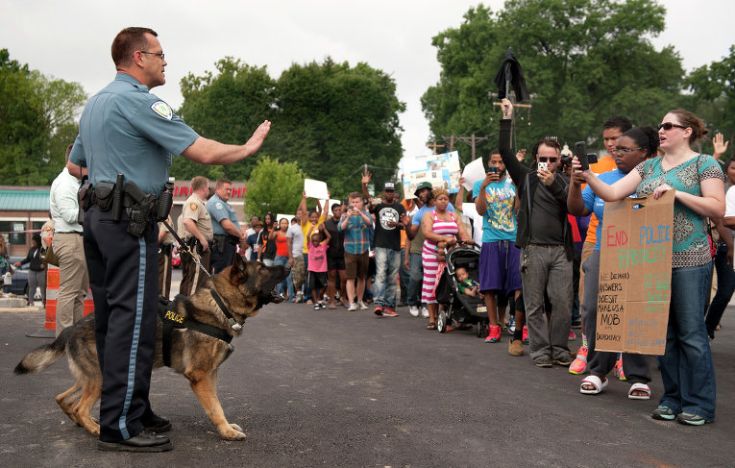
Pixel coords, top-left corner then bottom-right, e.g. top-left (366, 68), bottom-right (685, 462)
top-left (162, 220), bottom-right (244, 332)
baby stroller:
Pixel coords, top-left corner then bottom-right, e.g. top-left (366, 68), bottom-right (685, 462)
top-left (435, 243), bottom-right (489, 335)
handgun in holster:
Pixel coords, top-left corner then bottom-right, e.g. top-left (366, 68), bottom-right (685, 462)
top-left (123, 179), bottom-right (155, 238)
top-left (77, 175), bottom-right (91, 225)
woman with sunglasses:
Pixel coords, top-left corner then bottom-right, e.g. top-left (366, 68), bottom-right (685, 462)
top-left (581, 109), bottom-right (724, 426)
top-left (568, 127), bottom-right (658, 400)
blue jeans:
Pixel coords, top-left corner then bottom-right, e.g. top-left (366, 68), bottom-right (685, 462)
top-left (705, 243), bottom-right (735, 337)
top-left (274, 256), bottom-right (290, 295)
top-left (373, 247), bottom-right (402, 308)
top-left (659, 263), bottom-right (716, 420)
top-left (406, 252), bottom-right (423, 306)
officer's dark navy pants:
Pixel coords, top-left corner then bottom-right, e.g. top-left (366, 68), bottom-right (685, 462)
top-left (83, 206), bottom-right (159, 442)
top-left (211, 239), bottom-right (235, 273)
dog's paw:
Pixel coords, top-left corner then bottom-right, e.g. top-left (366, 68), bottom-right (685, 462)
top-left (219, 424), bottom-right (246, 441)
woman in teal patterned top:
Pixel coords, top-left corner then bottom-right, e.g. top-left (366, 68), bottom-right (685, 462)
top-left (580, 109), bottom-right (724, 426)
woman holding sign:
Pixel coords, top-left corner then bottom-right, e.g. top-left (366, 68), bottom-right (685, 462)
top-left (568, 126), bottom-right (657, 400)
top-left (579, 109), bottom-right (724, 426)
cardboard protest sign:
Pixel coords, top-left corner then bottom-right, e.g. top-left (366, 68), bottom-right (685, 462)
top-left (304, 179), bottom-right (329, 200)
top-left (595, 190), bottom-right (675, 355)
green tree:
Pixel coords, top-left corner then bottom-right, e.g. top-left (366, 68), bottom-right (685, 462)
top-left (276, 58), bottom-right (405, 194)
top-left (0, 49), bottom-right (85, 184)
top-left (174, 57), bottom-right (405, 195)
top-left (244, 156), bottom-right (305, 218)
top-left (422, 0), bottom-right (684, 158)
top-left (175, 57), bottom-right (276, 182)
top-left (684, 45), bottom-right (735, 157)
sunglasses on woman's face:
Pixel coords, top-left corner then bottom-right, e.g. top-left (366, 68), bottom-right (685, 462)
top-left (658, 122), bottom-right (688, 131)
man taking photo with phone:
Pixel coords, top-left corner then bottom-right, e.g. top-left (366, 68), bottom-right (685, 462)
top-left (473, 151), bottom-right (522, 347)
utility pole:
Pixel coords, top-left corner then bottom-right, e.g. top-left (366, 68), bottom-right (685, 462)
top-left (443, 133), bottom-right (489, 163)
top-left (426, 140), bottom-right (446, 155)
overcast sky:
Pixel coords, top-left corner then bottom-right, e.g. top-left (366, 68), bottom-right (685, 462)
top-left (1, 0), bottom-right (732, 162)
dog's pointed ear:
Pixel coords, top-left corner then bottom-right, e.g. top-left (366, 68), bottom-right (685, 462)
top-left (229, 254), bottom-right (248, 284)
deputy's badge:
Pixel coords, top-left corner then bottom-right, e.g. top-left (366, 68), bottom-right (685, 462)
top-left (151, 100), bottom-right (173, 120)
top-left (190, 202), bottom-right (198, 211)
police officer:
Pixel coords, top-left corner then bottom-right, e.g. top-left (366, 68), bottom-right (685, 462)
top-left (207, 179), bottom-right (243, 273)
top-left (69, 27), bottom-right (270, 452)
top-left (178, 176), bottom-right (213, 296)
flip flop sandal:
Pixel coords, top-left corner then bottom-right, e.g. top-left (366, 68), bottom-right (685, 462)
top-left (628, 382), bottom-right (652, 400)
top-left (426, 322), bottom-right (437, 330)
top-left (580, 375), bottom-right (608, 395)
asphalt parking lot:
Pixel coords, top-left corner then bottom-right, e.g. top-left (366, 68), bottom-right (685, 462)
top-left (2, 265), bottom-right (733, 467)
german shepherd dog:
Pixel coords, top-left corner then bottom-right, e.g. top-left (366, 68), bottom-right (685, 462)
top-left (15, 256), bottom-right (287, 441)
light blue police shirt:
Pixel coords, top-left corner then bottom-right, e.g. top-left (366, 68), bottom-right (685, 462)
top-left (69, 73), bottom-right (199, 195)
top-left (207, 193), bottom-right (239, 236)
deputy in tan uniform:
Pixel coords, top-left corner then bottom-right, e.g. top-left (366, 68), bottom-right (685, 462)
top-left (157, 215), bottom-right (175, 300)
top-left (177, 176), bottom-right (213, 296)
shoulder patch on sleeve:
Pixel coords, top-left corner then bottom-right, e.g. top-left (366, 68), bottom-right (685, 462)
top-left (151, 100), bottom-right (173, 120)
top-left (190, 202), bottom-right (198, 211)
top-left (216, 202), bottom-right (223, 210)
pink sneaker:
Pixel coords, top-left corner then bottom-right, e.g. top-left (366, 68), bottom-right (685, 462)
top-left (522, 325), bottom-right (529, 344)
top-left (484, 325), bottom-right (502, 343)
top-left (568, 345), bottom-right (588, 375)
top-left (568, 329), bottom-right (577, 341)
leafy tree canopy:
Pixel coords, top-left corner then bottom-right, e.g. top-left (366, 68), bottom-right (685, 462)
top-left (174, 57), bottom-right (405, 197)
top-left (421, 0), bottom-right (685, 160)
top-left (243, 156), bottom-right (305, 218)
top-left (0, 49), bottom-right (86, 184)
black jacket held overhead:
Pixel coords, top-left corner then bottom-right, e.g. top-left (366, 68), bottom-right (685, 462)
top-left (498, 119), bottom-right (574, 260)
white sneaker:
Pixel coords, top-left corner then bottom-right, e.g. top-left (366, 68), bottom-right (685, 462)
top-left (348, 303), bottom-right (358, 311)
top-left (359, 301), bottom-right (368, 310)
top-left (409, 306), bottom-right (420, 317)
top-left (421, 306), bottom-right (429, 318)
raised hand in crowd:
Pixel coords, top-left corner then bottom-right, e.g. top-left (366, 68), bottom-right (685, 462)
top-left (501, 98), bottom-right (513, 120)
top-left (515, 148), bottom-right (527, 163)
top-left (713, 132), bottom-right (729, 159)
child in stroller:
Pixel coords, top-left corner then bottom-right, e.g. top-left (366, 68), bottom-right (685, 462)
top-left (435, 244), bottom-right (489, 335)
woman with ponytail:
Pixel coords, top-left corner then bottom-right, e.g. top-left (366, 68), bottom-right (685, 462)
top-left (580, 109), bottom-right (724, 426)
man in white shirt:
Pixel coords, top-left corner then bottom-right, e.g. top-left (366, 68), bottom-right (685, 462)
top-left (49, 147), bottom-right (89, 336)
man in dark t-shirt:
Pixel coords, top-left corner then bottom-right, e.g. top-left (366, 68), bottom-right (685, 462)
top-left (369, 182), bottom-right (407, 317)
top-left (324, 202), bottom-right (347, 308)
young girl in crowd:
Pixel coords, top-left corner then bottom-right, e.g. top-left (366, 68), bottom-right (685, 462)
top-left (307, 225), bottom-right (331, 310)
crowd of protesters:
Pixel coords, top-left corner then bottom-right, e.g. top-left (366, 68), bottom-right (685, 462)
top-left (238, 98), bottom-right (729, 426)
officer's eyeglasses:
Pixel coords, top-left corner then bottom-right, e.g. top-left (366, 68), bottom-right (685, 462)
top-left (139, 51), bottom-right (165, 60)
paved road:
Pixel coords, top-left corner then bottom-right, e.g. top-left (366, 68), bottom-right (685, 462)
top-left (2, 297), bottom-right (733, 467)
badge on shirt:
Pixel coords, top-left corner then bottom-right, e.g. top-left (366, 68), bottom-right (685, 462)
top-left (190, 202), bottom-right (198, 212)
top-left (151, 101), bottom-right (173, 120)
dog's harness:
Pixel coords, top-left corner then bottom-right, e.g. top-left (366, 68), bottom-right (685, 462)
top-left (158, 295), bottom-right (234, 367)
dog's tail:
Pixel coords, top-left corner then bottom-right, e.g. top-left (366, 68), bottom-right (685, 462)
top-left (14, 326), bottom-right (72, 375)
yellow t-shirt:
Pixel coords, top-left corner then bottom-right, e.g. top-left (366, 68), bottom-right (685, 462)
top-left (584, 155), bottom-right (618, 246)
top-left (301, 214), bottom-right (327, 254)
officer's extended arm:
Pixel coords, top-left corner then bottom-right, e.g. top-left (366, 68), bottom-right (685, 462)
top-left (182, 121), bottom-right (271, 165)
